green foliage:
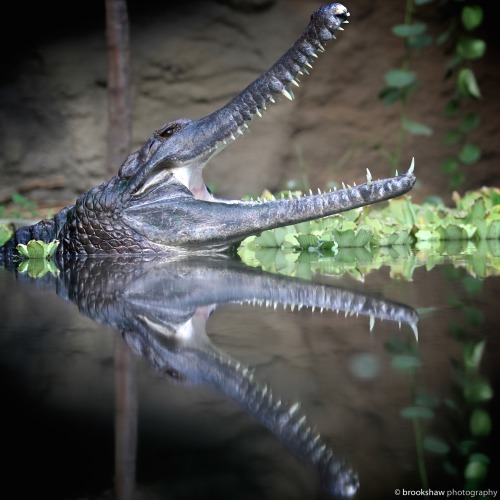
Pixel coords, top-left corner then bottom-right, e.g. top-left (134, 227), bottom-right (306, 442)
top-left (378, 0), bottom-right (434, 171)
top-left (0, 224), bottom-right (12, 246)
top-left (16, 239), bottom-right (59, 259)
top-left (13, 239), bottom-right (60, 278)
top-left (439, 2), bottom-right (485, 189)
top-left (238, 189), bottom-right (500, 280)
top-left (378, 0), bottom-right (485, 188)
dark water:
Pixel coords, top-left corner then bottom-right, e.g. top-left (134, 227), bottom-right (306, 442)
top-left (0, 255), bottom-right (498, 500)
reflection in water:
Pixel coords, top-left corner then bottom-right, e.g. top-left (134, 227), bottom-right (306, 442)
top-left (62, 256), bottom-right (420, 497)
top-left (8, 256), bottom-right (420, 498)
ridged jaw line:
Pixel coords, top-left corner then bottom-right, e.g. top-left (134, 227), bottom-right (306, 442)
top-left (127, 3), bottom-right (351, 200)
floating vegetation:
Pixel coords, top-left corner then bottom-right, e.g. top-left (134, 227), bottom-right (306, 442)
top-left (14, 239), bottom-right (60, 278)
top-left (239, 188), bottom-right (500, 280)
top-left (16, 239), bottom-right (59, 260)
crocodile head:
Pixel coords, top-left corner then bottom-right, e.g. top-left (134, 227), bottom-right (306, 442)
top-left (60, 3), bottom-right (415, 255)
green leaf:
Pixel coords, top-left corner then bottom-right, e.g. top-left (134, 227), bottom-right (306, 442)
top-left (459, 143), bottom-right (481, 164)
top-left (436, 30), bottom-right (450, 45)
top-left (16, 239), bottom-right (60, 259)
top-left (296, 234), bottom-right (320, 251)
top-left (255, 230), bottom-right (279, 248)
top-left (440, 158), bottom-right (459, 174)
top-left (457, 68), bottom-right (481, 98)
top-left (0, 225), bottom-right (12, 246)
top-left (401, 406), bottom-right (435, 419)
top-left (462, 6), bottom-right (483, 31)
top-left (470, 409), bottom-right (491, 437)
top-left (460, 112), bottom-right (480, 133)
top-left (443, 130), bottom-right (461, 145)
top-left (457, 37), bottom-right (486, 60)
top-left (423, 436), bottom-right (450, 455)
top-left (392, 23), bottom-right (427, 38)
top-left (444, 99), bottom-right (460, 117)
top-left (408, 34), bottom-right (433, 49)
top-left (379, 87), bottom-right (402, 105)
top-left (402, 117), bottom-right (433, 136)
top-left (384, 69), bottom-right (416, 88)
top-left (392, 354), bottom-right (422, 370)
top-left (465, 460), bottom-right (488, 481)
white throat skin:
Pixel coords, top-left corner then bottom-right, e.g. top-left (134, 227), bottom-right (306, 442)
top-left (172, 161), bottom-right (215, 201)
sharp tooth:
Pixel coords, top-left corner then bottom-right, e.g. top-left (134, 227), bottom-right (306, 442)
top-left (243, 123), bottom-right (249, 129)
top-left (399, 321), bottom-right (402, 329)
top-left (343, 20), bottom-right (349, 24)
top-left (407, 157), bottom-right (415, 176)
top-left (317, 43), bottom-right (325, 52)
top-left (305, 61), bottom-right (313, 69)
top-left (317, 188), bottom-right (322, 195)
top-left (346, 12), bottom-right (350, 16)
top-left (309, 189), bottom-right (313, 196)
top-left (269, 96), bottom-right (275, 103)
top-left (370, 315), bottom-right (375, 332)
top-left (302, 68), bottom-right (310, 75)
top-left (347, 183), bottom-right (352, 188)
top-left (298, 70), bottom-right (304, 76)
top-left (237, 129), bottom-right (244, 135)
top-left (281, 88), bottom-right (294, 101)
top-left (271, 194), bottom-right (276, 201)
top-left (366, 168), bottom-right (372, 186)
top-left (256, 108), bottom-right (262, 117)
top-left (291, 79), bottom-right (300, 87)
top-left (311, 52), bottom-right (318, 58)
top-left (342, 182), bottom-right (346, 189)
top-left (334, 186), bottom-right (337, 191)
top-left (338, 26), bottom-right (344, 31)
top-left (411, 323), bottom-right (419, 342)
top-left (395, 169), bottom-right (399, 176)
top-left (289, 402), bottom-right (300, 415)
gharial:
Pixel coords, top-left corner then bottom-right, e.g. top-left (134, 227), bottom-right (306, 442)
top-left (1, 3), bottom-right (415, 257)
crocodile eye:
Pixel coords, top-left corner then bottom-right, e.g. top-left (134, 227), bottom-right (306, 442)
top-left (160, 126), bottom-right (177, 138)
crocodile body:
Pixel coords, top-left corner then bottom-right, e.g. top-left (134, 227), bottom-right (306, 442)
top-left (1, 3), bottom-right (415, 258)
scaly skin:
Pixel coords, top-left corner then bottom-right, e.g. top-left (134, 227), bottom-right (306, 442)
top-left (11, 255), bottom-right (419, 496)
top-left (1, 3), bottom-right (415, 257)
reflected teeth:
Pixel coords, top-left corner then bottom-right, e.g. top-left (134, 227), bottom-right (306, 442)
top-left (256, 108), bottom-right (262, 117)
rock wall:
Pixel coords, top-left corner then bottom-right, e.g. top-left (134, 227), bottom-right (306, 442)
top-left (1, 0), bottom-right (499, 208)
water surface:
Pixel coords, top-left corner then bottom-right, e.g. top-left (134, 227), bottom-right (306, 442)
top-left (0, 255), bottom-right (498, 499)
